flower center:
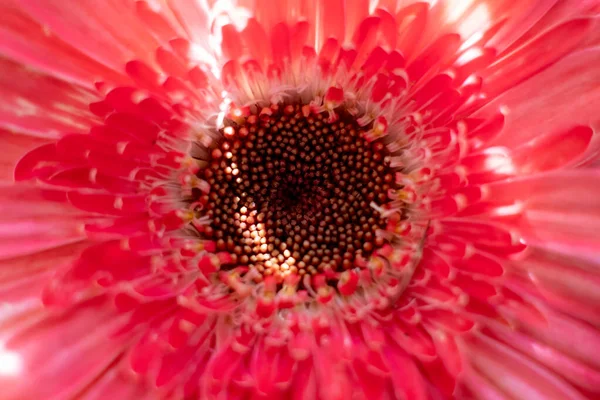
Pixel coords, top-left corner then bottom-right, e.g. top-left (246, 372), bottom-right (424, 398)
top-left (193, 102), bottom-right (398, 292)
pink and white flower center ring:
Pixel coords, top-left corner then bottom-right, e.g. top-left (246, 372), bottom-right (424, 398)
top-left (1, 0), bottom-right (600, 399)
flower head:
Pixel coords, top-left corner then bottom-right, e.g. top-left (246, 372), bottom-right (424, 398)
top-left (1, 0), bottom-right (600, 399)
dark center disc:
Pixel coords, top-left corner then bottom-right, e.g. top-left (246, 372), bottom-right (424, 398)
top-left (196, 103), bottom-right (396, 284)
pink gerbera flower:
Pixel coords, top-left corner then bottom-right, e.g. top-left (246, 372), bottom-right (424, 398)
top-left (1, 0), bottom-right (600, 398)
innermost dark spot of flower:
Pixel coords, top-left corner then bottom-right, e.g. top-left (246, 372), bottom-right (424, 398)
top-left (197, 103), bottom-right (395, 283)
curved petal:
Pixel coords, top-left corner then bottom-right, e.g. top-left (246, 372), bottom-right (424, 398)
top-left (0, 297), bottom-right (132, 400)
top-left (476, 46), bottom-right (600, 148)
top-left (0, 57), bottom-right (100, 138)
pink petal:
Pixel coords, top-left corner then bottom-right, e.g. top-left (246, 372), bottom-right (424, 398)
top-left (0, 129), bottom-right (51, 181)
top-left (476, 47), bottom-right (600, 148)
top-left (488, 323), bottom-right (600, 393)
top-left (485, 170), bottom-right (600, 258)
top-left (15, 0), bottom-right (161, 72)
top-left (0, 297), bottom-right (130, 400)
top-left (0, 58), bottom-right (100, 138)
top-left (464, 334), bottom-right (588, 400)
top-left (0, 184), bottom-right (88, 259)
top-left (0, 2), bottom-right (128, 87)
top-left (482, 18), bottom-right (593, 100)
